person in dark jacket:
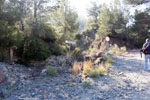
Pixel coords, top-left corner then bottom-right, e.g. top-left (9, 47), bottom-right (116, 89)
top-left (141, 38), bottom-right (150, 71)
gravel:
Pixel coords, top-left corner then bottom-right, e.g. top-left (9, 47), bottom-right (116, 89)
top-left (1, 50), bottom-right (150, 100)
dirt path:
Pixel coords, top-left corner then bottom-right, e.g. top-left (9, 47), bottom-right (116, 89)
top-left (3, 50), bottom-right (150, 100)
top-left (107, 49), bottom-right (150, 100)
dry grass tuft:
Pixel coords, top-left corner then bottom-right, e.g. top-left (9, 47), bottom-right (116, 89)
top-left (72, 61), bottom-right (81, 81)
top-left (83, 60), bottom-right (93, 75)
top-left (82, 60), bottom-right (109, 77)
top-left (109, 44), bottom-right (128, 56)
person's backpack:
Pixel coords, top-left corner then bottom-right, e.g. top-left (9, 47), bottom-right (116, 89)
top-left (143, 44), bottom-right (150, 54)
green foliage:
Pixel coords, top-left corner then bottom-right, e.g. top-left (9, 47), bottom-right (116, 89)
top-left (0, 20), bottom-right (17, 48)
top-left (82, 81), bottom-right (91, 87)
top-left (85, 18), bottom-right (98, 30)
top-left (32, 23), bottom-right (57, 42)
top-left (46, 66), bottom-right (57, 76)
top-left (0, 0), bottom-right (75, 65)
top-left (103, 56), bottom-right (114, 64)
top-left (109, 44), bottom-right (128, 56)
top-left (130, 9), bottom-right (150, 47)
top-left (89, 69), bottom-right (100, 78)
top-left (97, 4), bottom-right (113, 35)
top-left (84, 66), bottom-right (108, 78)
top-left (83, 61), bottom-right (109, 78)
top-left (50, 0), bottom-right (79, 42)
top-left (49, 43), bottom-right (65, 55)
top-left (87, 1), bottom-right (100, 20)
top-left (86, 1), bottom-right (100, 30)
top-left (22, 37), bottom-right (50, 64)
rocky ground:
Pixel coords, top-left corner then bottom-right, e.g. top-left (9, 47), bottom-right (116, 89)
top-left (1, 50), bottom-right (150, 100)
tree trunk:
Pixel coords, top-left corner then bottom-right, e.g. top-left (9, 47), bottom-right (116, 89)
top-left (20, 19), bottom-right (24, 31)
top-left (34, 0), bottom-right (38, 23)
top-left (9, 47), bottom-right (13, 62)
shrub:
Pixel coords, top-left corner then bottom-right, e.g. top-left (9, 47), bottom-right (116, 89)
top-left (97, 65), bottom-right (108, 73)
top-left (89, 66), bottom-right (108, 77)
top-left (21, 37), bottom-right (50, 64)
top-left (103, 56), bottom-right (114, 64)
top-left (32, 23), bottom-right (57, 42)
top-left (109, 44), bottom-right (128, 56)
top-left (82, 60), bottom-right (109, 77)
top-left (46, 66), bottom-right (57, 76)
top-left (82, 81), bottom-right (91, 87)
top-left (49, 43), bottom-right (64, 55)
top-left (89, 69), bottom-right (99, 77)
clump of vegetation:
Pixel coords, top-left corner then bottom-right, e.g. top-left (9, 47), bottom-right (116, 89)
top-left (109, 44), bottom-right (128, 56)
top-left (20, 37), bottom-right (50, 64)
top-left (83, 60), bottom-right (93, 75)
top-left (89, 65), bottom-right (108, 77)
top-left (88, 69), bottom-right (99, 77)
top-left (0, 0), bottom-right (79, 65)
top-left (103, 55), bottom-right (115, 64)
top-left (83, 60), bottom-right (109, 78)
top-left (82, 81), bottom-right (92, 87)
top-left (46, 66), bottom-right (57, 76)
top-left (49, 43), bottom-right (65, 55)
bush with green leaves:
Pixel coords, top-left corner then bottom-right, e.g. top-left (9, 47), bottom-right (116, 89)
top-left (49, 43), bottom-right (64, 55)
top-left (109, 44), bottom-right (128, 56)
top-left (46, 66), bottom-right (57, 76)
top-left (21, 37), bottom-right (50, 64)
top-left (32, 23), bottom-right (57, 42)
top-left (82, 81), bottom-right (92, 87)
top-left (103, 56), bottom-right (114, 64)
top-left (89, 69), bottom-right (100, 78)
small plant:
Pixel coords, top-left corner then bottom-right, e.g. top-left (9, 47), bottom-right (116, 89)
top-left (90, 66), bottom-right (108, 77)
top-left (82, 59), bottom-right (110, 78)
top-left (97, 65), bottom-right (108, 73)
top-left (103, 56), bottom-right (114, 64)
top-left (109, 44), bottom-right (128, 56)
top-left (46, 66), bottom-right (57, 76)
top-left (82, 81), bottom-right (91, 87)
top-left (89, 69), bottom-right (99, 77)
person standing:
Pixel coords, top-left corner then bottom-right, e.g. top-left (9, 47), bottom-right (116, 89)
top-left (141, 38), bottom-right (150, 71)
